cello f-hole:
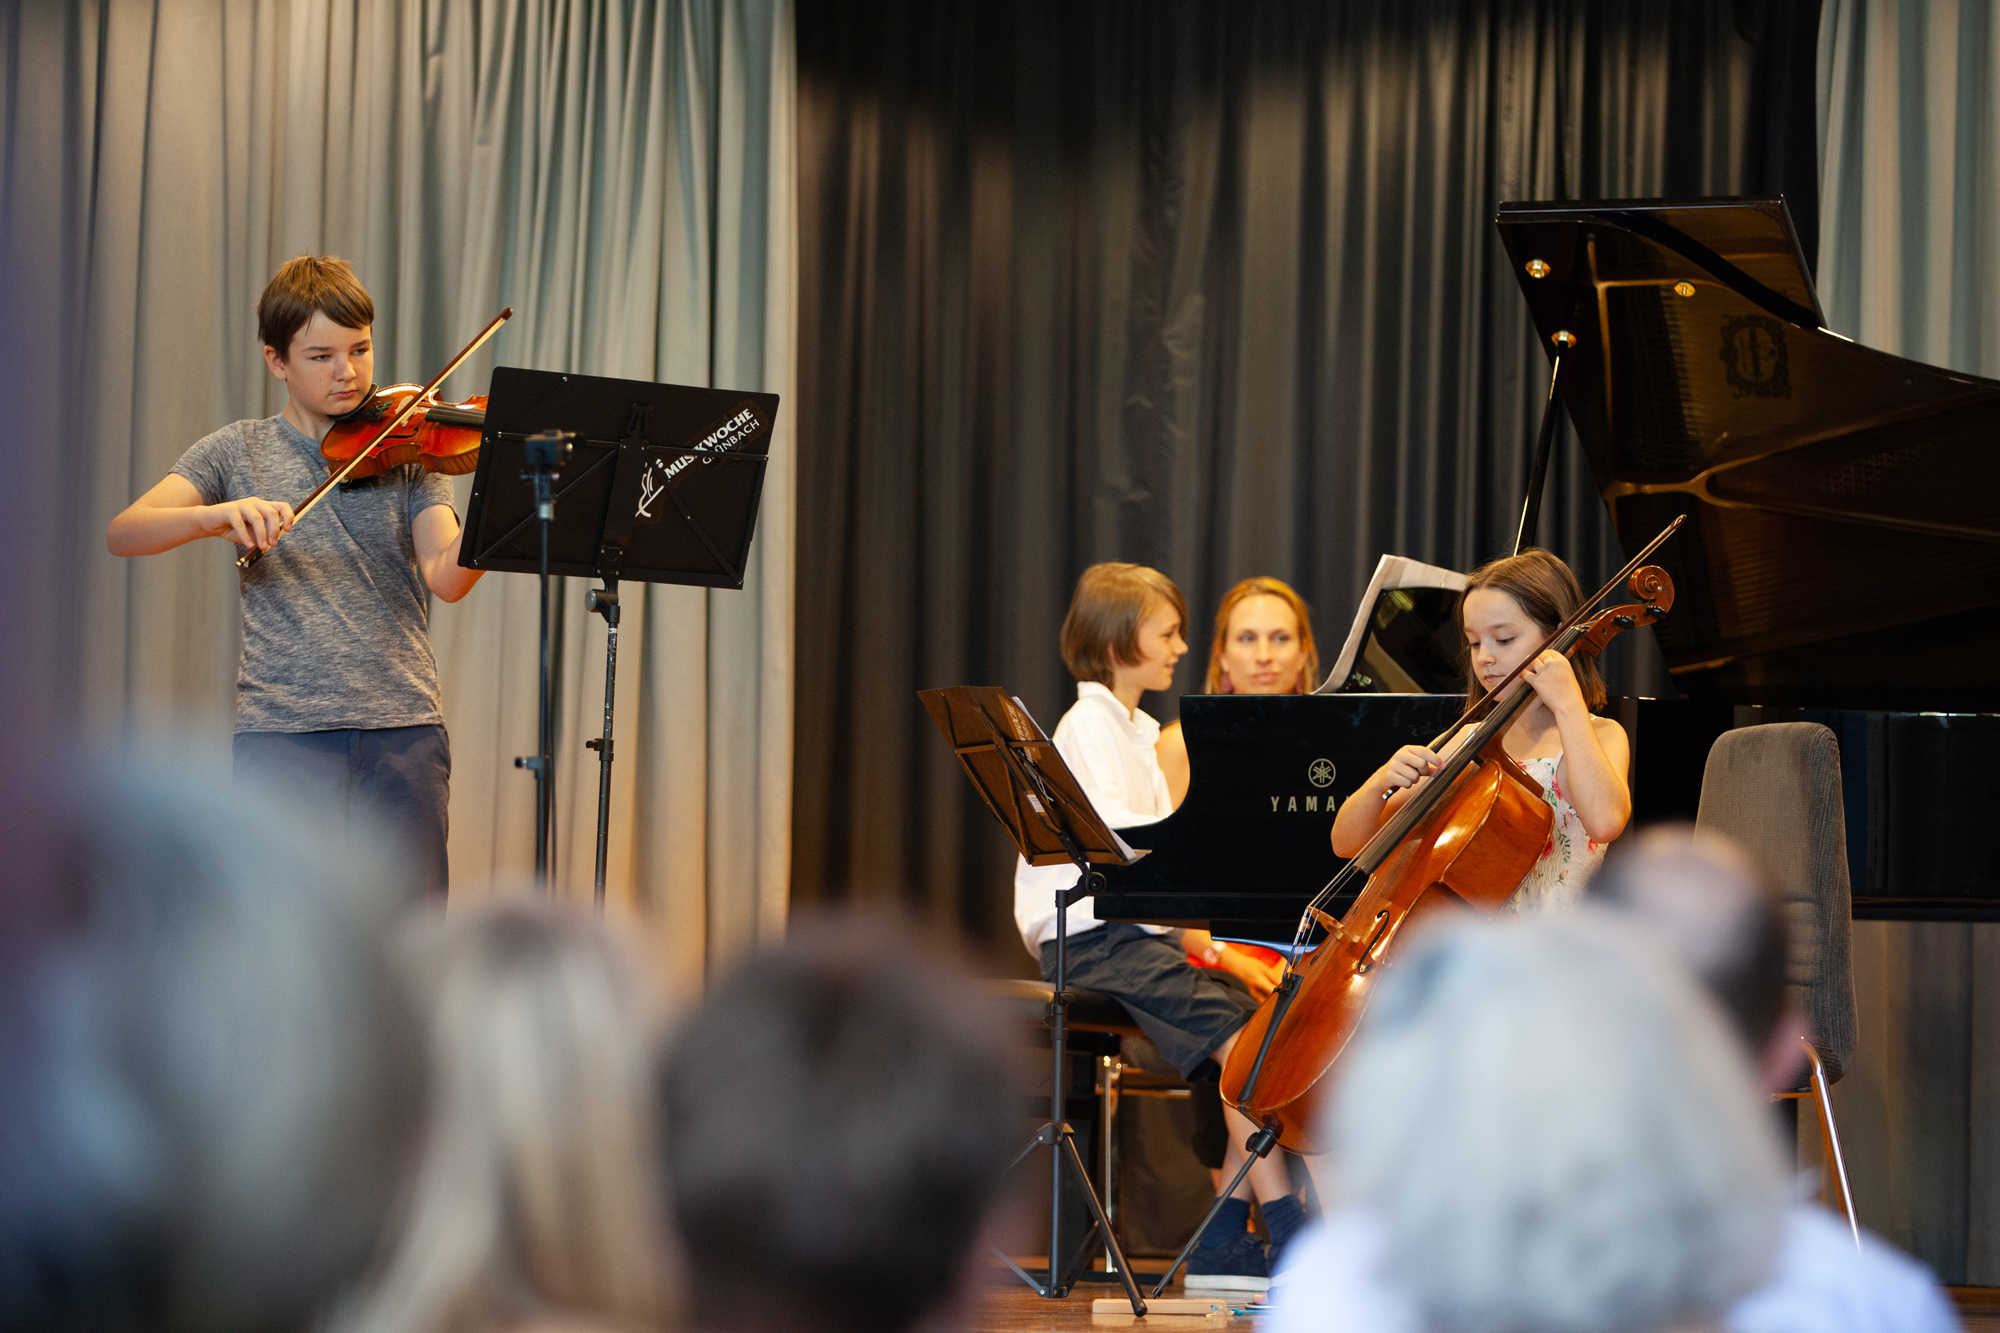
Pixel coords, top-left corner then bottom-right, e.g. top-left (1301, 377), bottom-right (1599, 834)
top-left (1355, 910), bottom-right (1392, 974)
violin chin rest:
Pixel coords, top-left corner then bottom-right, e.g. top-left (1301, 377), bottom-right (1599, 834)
top-left (329, 383), bottom-right (383, 424)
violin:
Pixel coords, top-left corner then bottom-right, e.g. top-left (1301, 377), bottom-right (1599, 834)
top-left (1219, 521), bottom-right (1683, 1152)
top-left (238, 307), bottom-right (512, 569)
top-left (319, 385), bottom-right (488, 479)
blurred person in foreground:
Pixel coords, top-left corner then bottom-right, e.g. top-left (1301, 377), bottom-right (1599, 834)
top-left (0, 754), bottom-right (423, 1333)
top-left (662, 914), bottom-right (1016, 1333)
top-left (333, 900), bottom-right (673, 1333)
top-left (1271, 908), bottom-right (1788, 1333)
top-left (1586, 826), bottom-right (1959, 1333)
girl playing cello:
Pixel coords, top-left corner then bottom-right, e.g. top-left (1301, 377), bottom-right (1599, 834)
top-left (1329, 549), bottom-right (1631, 909)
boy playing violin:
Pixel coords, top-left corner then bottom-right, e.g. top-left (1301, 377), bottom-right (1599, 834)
top-left (107, 256), bottom-right (481, 896)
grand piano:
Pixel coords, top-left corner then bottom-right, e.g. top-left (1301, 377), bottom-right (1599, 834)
top-left (1093, 198), bottom-right (2000, 938)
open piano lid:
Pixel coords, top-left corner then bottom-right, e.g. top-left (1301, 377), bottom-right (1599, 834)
top-left (1496, 198), bottom-right (2000, 711)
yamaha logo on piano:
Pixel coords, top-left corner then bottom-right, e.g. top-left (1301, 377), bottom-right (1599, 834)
top-left (1270, 758), bottom-right (1338, 815)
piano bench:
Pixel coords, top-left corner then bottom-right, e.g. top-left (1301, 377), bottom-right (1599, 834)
top-left (987, 977), bottom-right (1145, 1038)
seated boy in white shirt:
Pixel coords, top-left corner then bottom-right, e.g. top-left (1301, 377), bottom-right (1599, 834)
top-left (1014, 562), bottom-right (1302, 1289)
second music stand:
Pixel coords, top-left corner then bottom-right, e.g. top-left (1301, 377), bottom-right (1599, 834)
top-left (919, 686), bottom-right (1148, 1316)
top-left (462, 367), bottom-right (779, 898)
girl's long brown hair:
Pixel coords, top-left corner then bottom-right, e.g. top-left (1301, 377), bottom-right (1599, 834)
top-left (1459, 548), bottom-right (1606, 710)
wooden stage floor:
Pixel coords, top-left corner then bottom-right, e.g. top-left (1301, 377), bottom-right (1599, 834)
top-left (970, 1266), bottom-right (2000, 1332)
top-left (975, 1263), bottom-right (1264, 1332)
top-left (1955, 1287), bottom-right (2000, 1332)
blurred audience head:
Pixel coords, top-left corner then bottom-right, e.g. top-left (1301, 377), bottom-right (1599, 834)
top-left (335, 898), bottom-right (671, 1333)
top-left (1325, 909), bottom-right (1787, 1333)
top-left (662, 912), bottom-right (1016, 1333)
top-left (0, 752), bottom-right (423, 1333)
top-left (1586, 823), bottom-right (1807, 1092)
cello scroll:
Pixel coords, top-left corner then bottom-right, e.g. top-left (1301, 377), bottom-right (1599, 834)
top-left (1569, 565), bottom-right (1675, 660)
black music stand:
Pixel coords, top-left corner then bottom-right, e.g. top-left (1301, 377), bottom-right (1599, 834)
top-left (918, 686), bottom-right (1149, 1316)
top-left (462, 366), bottom-right (779, 898)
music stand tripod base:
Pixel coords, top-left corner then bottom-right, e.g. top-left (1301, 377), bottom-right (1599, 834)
top-left (917, 686), bottom-right (1148, 1316)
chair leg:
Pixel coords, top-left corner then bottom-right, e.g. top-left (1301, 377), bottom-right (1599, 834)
top-left (1799, 1038), bottom-right (1860, 1251)
top-left (1098, 1053), bottom-right (1123, 1271)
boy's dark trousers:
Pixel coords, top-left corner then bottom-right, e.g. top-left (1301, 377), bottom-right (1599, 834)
top-left (234, 724), bottom-right (450, 898)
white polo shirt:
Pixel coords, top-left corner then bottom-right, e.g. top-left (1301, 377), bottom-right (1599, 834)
top-left (1013, 681), bottom-right (1176, 955)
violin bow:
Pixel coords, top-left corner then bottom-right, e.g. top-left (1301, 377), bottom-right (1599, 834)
top-left (237, 307), bottom-right (513, 570)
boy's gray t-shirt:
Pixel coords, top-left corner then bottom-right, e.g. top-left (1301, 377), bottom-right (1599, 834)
top-left (171, 414), bottom-right (458, 733)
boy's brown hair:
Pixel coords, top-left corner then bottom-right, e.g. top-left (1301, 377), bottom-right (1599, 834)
top-left (1059, 563), bottom-right (1188, 686)
top-left (1459, 547), bottom-right (1606, 710)
top-left (258, 255), bottom-right (374, 360)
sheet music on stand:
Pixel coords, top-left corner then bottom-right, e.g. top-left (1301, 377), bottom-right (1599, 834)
top-left (919, 687), bottom-right (1140, 870)
top-left (1319, 554), bottom-right (1469, 695)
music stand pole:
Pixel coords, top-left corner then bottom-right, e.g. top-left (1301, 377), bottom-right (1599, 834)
top-left (512, 429), bottom-right (573, 888)
top-left (585, 580), bottom-right (620, 908)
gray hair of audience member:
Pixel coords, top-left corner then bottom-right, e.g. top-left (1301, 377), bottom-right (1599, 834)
top-left (1325, 909), bottom-right (1788, 1333)
top-left (0, 754), bottom-right (423, 1333)
top-left (1585, 823), bottom-right (1791, 1057)
top-left (661, 913), bottom-right (1017, 1333)
top-left (332, 899), bottom-right (671, 1333)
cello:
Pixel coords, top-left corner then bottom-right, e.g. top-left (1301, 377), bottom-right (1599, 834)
top-left (1219, 524), bottom-right (1681, 1153)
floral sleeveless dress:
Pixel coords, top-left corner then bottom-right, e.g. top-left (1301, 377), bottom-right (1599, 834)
top-left (1507, 753), bottom-right (1605, 913)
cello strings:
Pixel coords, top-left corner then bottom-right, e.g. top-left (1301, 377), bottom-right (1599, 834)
top-left (1284, 613), bottom-right (1596, 960)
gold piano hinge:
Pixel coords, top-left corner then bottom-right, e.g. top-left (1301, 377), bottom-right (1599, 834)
top-left (1668, 655), bottom-right (1739, 673)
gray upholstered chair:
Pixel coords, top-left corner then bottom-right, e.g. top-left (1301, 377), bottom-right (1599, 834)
top-left (1696, 722), bottom-right (1860, 1242)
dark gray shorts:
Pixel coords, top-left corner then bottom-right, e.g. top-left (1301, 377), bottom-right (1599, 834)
top-left (1041, 922), bottom-right (1256, 1079)
top-left (234, 724), bottom-right (449, 899)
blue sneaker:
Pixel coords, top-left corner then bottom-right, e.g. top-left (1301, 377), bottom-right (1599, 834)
top-left (1261, 1193), bottom-right (1308, 1275)
top-left (1184, 1230), bottom-right (1270, 1292)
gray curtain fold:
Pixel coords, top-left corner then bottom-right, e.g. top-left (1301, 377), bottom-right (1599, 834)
top-left (792, 0), bottom-right (1822, 947)
top-left (1817, 0), bottom-right (2000, 1284)
top-left (2, 0), bottom-right (796, 983)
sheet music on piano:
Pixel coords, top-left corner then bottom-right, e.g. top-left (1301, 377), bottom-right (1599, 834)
top-left (1318, 555), bottom-right (1468, 694)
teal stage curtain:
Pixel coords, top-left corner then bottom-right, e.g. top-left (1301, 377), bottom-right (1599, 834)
top-left (0, 0), bottom-right (796, 984)
top-left (1817, 0), bottom-right (2000, 1285)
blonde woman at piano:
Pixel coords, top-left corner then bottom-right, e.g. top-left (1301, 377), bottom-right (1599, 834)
top-left (1157, 576), bottom-right (1321, 1000)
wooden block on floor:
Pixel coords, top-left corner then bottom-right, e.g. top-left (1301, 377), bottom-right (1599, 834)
top-left (1091, 1296), bottom-right (1235, 1316)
